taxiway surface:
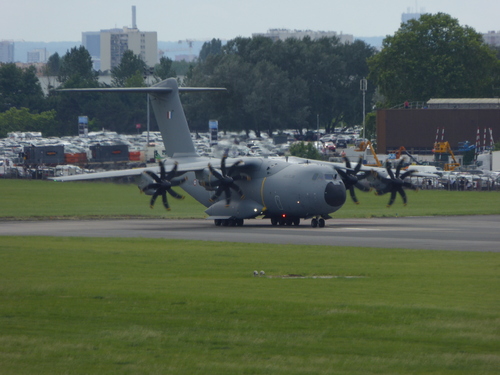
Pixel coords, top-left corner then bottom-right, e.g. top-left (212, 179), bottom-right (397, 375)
top-left (1, 215), bottom-right (498, 252)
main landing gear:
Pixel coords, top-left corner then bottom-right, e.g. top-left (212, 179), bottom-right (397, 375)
top-left (270, 216), bottom-right (301, 226)
top-left (214, 218), bottom-right (244, 226)
top-left (268, 216), bottom-right (326, 228)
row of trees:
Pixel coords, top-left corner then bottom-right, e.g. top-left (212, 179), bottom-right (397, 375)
top-left (2, 13), bottom-right (500, 140)
top-left (183, 36), bottom-right (376, 137)
top-left (0, 47), bottom-right (181, 137)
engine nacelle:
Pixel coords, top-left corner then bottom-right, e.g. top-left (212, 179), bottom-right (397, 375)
top-left (138, 171), bottom-right (156, 195)
top-left (195, 168), bottom-right (221, 191)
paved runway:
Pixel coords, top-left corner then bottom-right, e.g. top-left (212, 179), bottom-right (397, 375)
top-left (1, 215), bottom-right (498, 252)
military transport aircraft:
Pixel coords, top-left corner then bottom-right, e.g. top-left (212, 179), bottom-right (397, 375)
top-left (54, 78), bottom-right (418, 228)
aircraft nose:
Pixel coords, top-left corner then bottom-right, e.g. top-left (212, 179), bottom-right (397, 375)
top-left (324, 182), bottom-right (346, 207)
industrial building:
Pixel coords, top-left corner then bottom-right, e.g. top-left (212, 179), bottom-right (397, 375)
top-left (376, 99), bottom-right (500, 155)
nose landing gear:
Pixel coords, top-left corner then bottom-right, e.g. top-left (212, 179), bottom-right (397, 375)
top-left (311, 217), bottom-right (325, 228)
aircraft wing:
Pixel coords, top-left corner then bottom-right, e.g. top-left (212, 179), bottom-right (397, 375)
top-left (51, 167), bottom-right (148, 182)
top-left (51, 157), bottom-right (213, 182)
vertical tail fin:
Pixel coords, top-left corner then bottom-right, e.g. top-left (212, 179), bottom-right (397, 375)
top-left (149, 78), bottom-right (197, 158)
top-left (58, 78), bottom-right (225, 159)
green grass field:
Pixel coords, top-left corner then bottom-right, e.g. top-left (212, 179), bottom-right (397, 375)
top-left (1, 237), bottom-right (499, 374)
top-left (1, 179), bottom-right (500, 219)
top-left (1, 179), bottom-right (499, 374)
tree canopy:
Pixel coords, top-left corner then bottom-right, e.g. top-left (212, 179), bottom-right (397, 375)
top-left (185, 36), bottom-right (376, 137)
top-left (0, 107), bottom-right (56, 138)
top-left (368, 13), bottom-right (500, 107)
top-left (111, 50), bottom-right (147, 87)
top-left (58, 46), bottom-right (98, 88)
top-left (0, 63), bottom-right (46, 113)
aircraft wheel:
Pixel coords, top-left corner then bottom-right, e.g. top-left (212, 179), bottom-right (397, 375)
top-left (278, 218), bottom-right (286, 226)
top-left (271, 217), bottom-right (278, 226)
top-left (222, 219), bottom-right (229, 226)
top-left (293, 217), bottom-right (300, 226)
top-left (229, 218), bottom-right (237, 226)
top-left (214, 219), bottom-right (222, 226)
top-left (318, 218), bottom-right (325, 228)
top-left (285, 218), bottom-right (293, 226)
top-left (311, 218), bottom-right (318, 228)
top-left (236, 218), bottom-right (244, 226)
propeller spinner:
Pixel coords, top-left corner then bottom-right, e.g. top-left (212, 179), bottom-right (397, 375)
top-left (384, 159), bottom-right (418, 207)
top-left (335, 156), bottom-right (370, 204)
top-left (141, 161), bottom-right (186, 210)
top-left (207, 153), bottom-right (249, 206)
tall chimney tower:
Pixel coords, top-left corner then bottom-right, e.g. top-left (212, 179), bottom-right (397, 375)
top-left (132, 6), bottom-right (137, 29)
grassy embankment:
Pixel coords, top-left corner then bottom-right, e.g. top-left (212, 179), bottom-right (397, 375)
top-left (1, 179), bottom-right (500, 219)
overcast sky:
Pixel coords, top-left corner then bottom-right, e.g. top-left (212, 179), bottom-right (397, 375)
top-left (1, 0), bottom-right (499, 42)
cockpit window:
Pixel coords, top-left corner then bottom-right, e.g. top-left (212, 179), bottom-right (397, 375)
top-left (324, 174), bottom-right (334, 180)
top-left (312, 173), bottom-right (319, 180)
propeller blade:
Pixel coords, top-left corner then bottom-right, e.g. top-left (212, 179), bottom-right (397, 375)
top-left (224, 187), bottom-right (232, 206)
top-left (159, 161), bottom-right (166, 180)
top-left (400, 170), bottom-right (415, 180)
top-left (220, 154), bottom-right (227, 176)
top-left (230, 182), bottom-right (245, 199)
top-left (386, 162), bottom-right (395, 180)
top-left (353, 159), bottom-right (363, 174)
top-left (165, 162), bottom-right (178, 181)
top-left (336, 168), bottom-right (349, 185)
top-left (161, 191), bottom-right (170, 210)
top-left (150, 190), bottom-right (160, 208)
top-left (227, 160), bottom-right (243, 176)
top-left (387, 190), bottom-right (397, 207)
top-left (397, 186), bottom-right (408, 205)
top-left (208, 163), bottom-right (224, 181)
top-left (167, 188), bottom-right (184, 200)
top-left (349, 187), bottom-right (359, 204)
top-left (170, 176), bottom-right (188, 187)
top-left (395, 159), bottom-right (404, 178)
top-left (343, 156), bottom-right (352, 169)
top-left (210, 186), bottom-right (224, 202)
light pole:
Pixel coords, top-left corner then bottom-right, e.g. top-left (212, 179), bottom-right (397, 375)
top-left (360, 78), bottom-right (367, 140)
top-left (316, 114), bottom-right (319, 140)
top-left (146, 93), bottom-right (150, 145)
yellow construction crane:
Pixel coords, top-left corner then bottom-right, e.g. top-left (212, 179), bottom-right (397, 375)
top-left (355, 140), bottom-right (382, 167)
top-left (433, 141), bottom-right (460, 171)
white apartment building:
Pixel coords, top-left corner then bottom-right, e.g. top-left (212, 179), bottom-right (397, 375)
top-left (27, 48), bottom-right (48, 63)
top-left (100, 27), bottom-right (157, 72)
top-left (483, 31), bottom-right (500, 47)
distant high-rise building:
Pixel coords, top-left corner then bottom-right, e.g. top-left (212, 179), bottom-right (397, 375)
top-left (253, 29), bottom-right (353, 44)
top-left (99, 27), bottom-right (157, 71)
top-left (401, 7), bottom-right (423, 24)
top-left (93, 6), bottom-right (158, 72)
top-left (82, 31), bottom-right (101, 58)
top-left (27, 48), bottom-right (48, 63)
top-left (483, 31), bottom-right (500, 47)
top-left (0, 41), bottom-right (14, 63)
